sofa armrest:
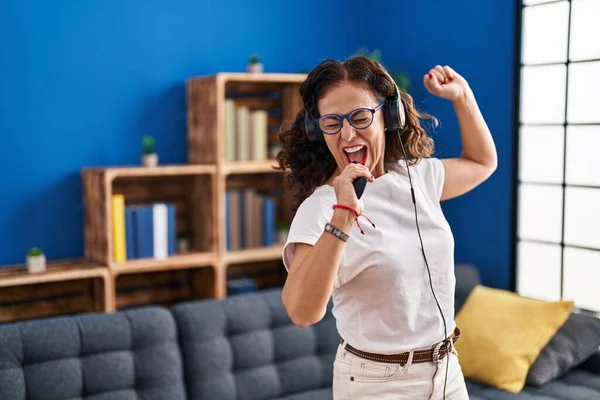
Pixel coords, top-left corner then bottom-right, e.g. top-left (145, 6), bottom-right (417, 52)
top-left (577, 350), bottom-right (600, 375)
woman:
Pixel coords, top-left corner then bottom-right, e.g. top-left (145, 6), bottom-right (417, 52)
top-left (276, 56), bottom-right (497, 399)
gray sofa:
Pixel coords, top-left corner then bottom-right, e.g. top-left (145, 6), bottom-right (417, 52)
top-left (0, 265), bottom-right (599, 399)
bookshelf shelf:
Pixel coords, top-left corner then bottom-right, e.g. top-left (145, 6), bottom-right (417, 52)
top-left (81, 163), bottom-right (219, 310)
top-left (187, 72), bottom-right (307, 85)
top-left (85, 164), bottom-right (217, 180)
top-left (0, 259), bottom-right (113, 322)
top-left (0, 259), bottom-right (108, 287)
top-left (111, 251), bottom-right (217, 274)
top-left (187, 73), bottom-right (304, 165)
top-left (225, 244), bottom-right (284, 265)
top-left (82, 164), bottom-right (216, 269)
top-left (222, 160), bottom-right (280, 176)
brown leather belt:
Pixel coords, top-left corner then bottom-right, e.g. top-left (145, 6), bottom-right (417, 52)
top-left (340, 327), bottom-right (461, 365)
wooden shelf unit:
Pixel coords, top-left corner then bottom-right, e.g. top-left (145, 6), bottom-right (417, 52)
top-left (113, 267), bottom-right (218, 311)
top-left (0, 259), bottom-right (113, 323)
top-left (81, 163), bottom-right (221, 309)
top-left (81, 164), bottom-right (217, 269)
top-left (187, 73), bottom-right (304, 288)
top-left (186, 72), bottom-right (305, 166)
top-left (110, 250), bottom-right (221, 310)
top-left (0, 73), bottom-right (307, 322)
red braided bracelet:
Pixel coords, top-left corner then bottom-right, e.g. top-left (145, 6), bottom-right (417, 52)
top-left (332, 204), bottom-right (376, 235)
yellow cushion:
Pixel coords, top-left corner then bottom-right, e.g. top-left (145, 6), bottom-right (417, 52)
top-left (454, 285), bottom-right (574, 393)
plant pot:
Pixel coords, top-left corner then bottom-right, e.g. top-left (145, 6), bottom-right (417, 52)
top-left (27, 254), bottom-right (46, 273)
top-left (142, 153), bottom-right (158, 167)
top-left (247, 63), bottom-right (263, 73)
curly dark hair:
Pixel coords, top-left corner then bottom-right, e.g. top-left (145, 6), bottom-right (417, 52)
top-left (276, 56), bottom-right (437, 211)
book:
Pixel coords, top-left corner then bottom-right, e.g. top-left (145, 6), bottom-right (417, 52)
top-left (125, 207), bottom-right (137, 259)
top-left (225, 98), bottom-right (236, 161)
top-left (224, 189), bottom-right (277, 250)
top-left (236, 106), bottom-right (249, 161)
top-left (135, 205), bottom-right (154, 259)
top-left (262, 198), bottom-right (275, 246)
top-left (123, 203), bottom-right (177, 260)
top-left (153, 204), bottom-right (168, 259)
top-left (112, 194), bottom-right (127, 262)
top-left (167, 204), bottom-right (176, 256)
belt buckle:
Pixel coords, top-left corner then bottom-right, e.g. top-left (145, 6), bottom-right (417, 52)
top-left (432, 341), bottom-right (444, 365)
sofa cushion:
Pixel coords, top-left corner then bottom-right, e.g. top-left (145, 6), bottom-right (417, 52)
top-left (172, 287), bottom-right (337, 400)
top-left (0, 306), bottom-right (186, 400)
top-left (454, 285), bottom-right (574, 393)
top-left (527, 311), bottom-right (600, 386)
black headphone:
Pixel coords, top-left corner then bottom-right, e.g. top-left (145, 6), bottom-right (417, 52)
top-left (304, 76), bottom-right (406, 143)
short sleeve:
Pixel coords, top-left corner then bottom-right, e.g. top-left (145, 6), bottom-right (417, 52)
top-left (421, 157), bottom-right (446, 200)
top-left (281, 189), bottom-right (335, 272)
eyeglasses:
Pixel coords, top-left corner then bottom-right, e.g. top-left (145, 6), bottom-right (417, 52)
top-left (315, 103), bottom-right (384, 135)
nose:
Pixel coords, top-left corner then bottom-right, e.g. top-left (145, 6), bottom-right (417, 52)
top-left (340, 118), bottom-right (356, 142)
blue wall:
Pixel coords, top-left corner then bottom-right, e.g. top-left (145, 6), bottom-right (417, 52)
top-left (0, 0), bottom-right (516, 290)
top-left (0, 0), bottom-right (362, 265)
top-left (373, 0), bottom-right (517, 289)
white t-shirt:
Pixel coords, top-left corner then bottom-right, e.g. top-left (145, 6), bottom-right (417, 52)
top-left (282, 157), bottom-right (457, 354)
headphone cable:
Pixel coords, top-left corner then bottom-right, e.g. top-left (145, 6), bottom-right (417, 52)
top-left (397, 130), bottom-right (449, 400)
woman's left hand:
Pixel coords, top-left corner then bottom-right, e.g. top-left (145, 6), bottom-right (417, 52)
top-left (423, 65), bottom-right (470, 102)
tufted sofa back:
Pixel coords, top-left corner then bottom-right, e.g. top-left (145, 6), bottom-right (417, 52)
top-left (0, 306), bottom-right (186, 400)
top-left (171, 287), bottom-right (339, 400)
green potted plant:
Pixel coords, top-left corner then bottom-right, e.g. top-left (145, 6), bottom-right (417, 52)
top-left (27, 247), bottom-right (46, 273)
top-left (142, 135), bottom-right (158, 167)
top-left (247, 54), bottom-right (263, 73)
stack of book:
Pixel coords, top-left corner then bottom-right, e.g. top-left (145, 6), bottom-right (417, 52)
top-left (224, 99), bottom-right (269, 161)
top-left (225, 188), bottom-right (276, 251)
top-left (112, 194), bottom-right (177, 262)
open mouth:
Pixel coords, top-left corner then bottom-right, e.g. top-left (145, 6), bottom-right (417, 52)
top-left (343, 145), bottom-right (368, 166)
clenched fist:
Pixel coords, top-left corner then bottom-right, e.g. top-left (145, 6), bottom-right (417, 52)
top-left (423, 65), bottom-right (471, 102)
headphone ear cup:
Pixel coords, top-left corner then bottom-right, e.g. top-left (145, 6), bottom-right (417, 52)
top-left (384, 98), bottom-right (400, 132)
top-left (398, 96), bottom-right (406, 129)
top-left (384, 97), bottom-right (405, 132)
top-left (304, 111), bottom-right (323, 143)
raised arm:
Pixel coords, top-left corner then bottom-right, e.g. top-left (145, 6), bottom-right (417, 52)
top-left (424, 65), bottom-right (498, 201)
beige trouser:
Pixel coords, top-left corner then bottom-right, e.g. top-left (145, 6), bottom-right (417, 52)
top-left (333, 342), bottom-right (470, 400)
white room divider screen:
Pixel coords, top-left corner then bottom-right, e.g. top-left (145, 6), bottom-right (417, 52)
top-left (515, 0), bottom-right (600, 313)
